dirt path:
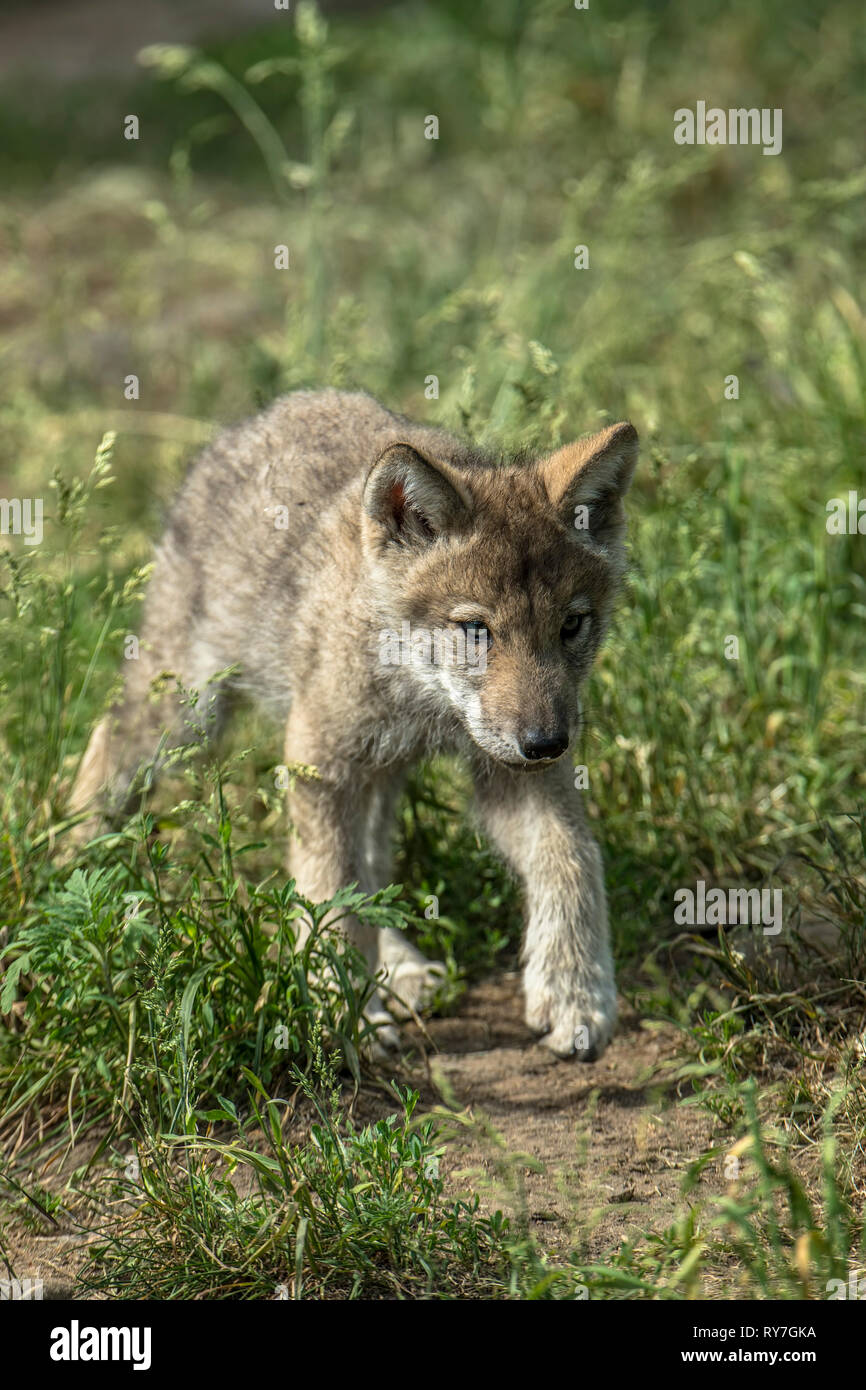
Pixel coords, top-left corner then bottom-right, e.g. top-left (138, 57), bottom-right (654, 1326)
top-left (386, 974), bottom-right (719, 1264)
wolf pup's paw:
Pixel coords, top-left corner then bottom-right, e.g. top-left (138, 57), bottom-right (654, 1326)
top-left (362, 991), bottom-right (401, 1057)
top-left (525, 976), bottom-right (618, 1062)
top-left (377, 928), bottom-right (447, 1020)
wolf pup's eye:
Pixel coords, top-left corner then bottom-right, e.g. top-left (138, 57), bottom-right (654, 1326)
top-left (458, 619), bottom-right (493, 650)
top-left (561, 612), bottom-right (589, 641)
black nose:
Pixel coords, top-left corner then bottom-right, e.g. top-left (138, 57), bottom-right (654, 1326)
top-left (519, 730), bottom-right (569, 761)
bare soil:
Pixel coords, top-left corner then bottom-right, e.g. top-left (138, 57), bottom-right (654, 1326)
top-left (395, 974), bottom-right (718, 1264)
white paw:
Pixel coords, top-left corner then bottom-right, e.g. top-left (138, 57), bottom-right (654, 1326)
top-left (525, 974), bottom-right (617, 1062)
top-left (377, 928), bottom-right (446, 1019)
top-left (362, 991), bottom-right (401, 1056)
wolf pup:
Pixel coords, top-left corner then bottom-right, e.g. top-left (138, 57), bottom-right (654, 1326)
top-left (70, 390), bottom-right (638, 1060)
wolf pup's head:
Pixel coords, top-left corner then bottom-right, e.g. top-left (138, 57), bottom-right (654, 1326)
top-left (363, 422), bottom-right (638, 769)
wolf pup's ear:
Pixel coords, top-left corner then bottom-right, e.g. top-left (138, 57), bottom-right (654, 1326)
top-left (540, 421), bottom-right (638, 551)
top-left (363, 442), bottom-right (472, 549)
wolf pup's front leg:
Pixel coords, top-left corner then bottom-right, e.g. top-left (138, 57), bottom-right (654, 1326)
top-left (359, 414), bottom-right (638, 1058)
top-left (283, 708), bottom-right (405, 1047)
top-left (475, 760), bottom-right (616, 1060)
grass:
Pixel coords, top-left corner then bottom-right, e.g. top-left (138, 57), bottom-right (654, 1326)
top-left (0, 0), bottom-right (865, 1299)
top-left (80, 1049), bottom-right (511, 1301)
